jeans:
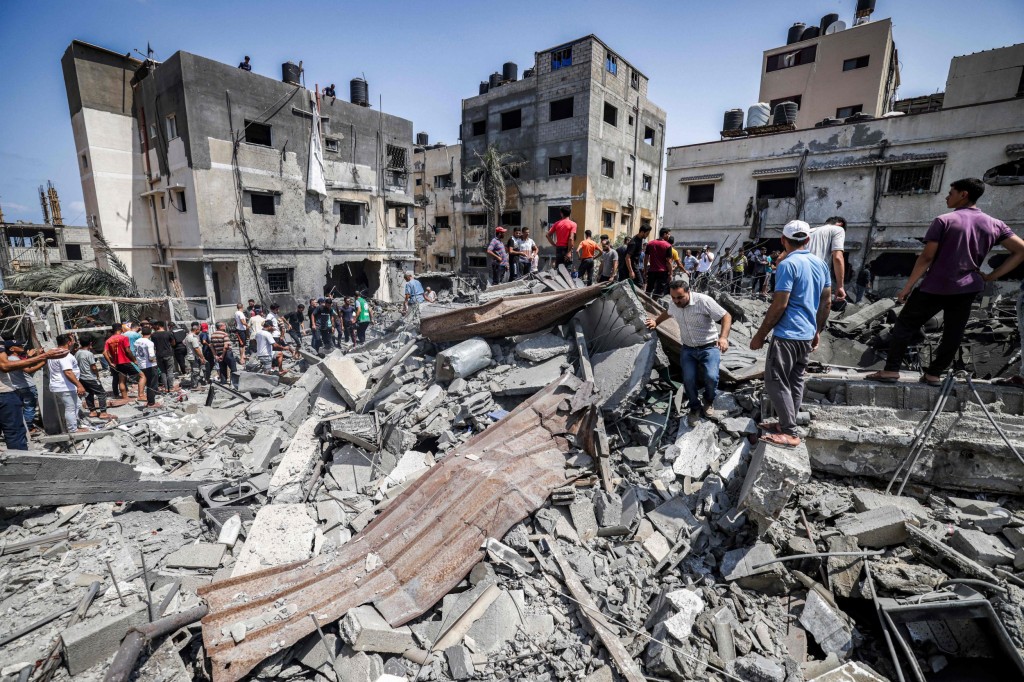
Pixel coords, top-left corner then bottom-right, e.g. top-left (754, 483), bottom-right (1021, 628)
top-left (217, 350), bottom-right (239, 385)
top-left (0, 391), bottom-right (29, 450)
top-left (55, 391), bottom-right (80, 432)
top-left (289, 329), bottom-right (303, 348)
top-left (140, 367), bottom-right (158, 405)
top-left (491, 263), bottom-right (507, 285)
top-left (765, 337), bottom-right (812, 436)
top-left (751, 273), bottom-right (766, 294)
top-left (317, 326), bottom-right (333, 351)
top-left (157, 355), bottom-right (176, 392)
top-left (81, 378), bottom-right (107, 412)
top-left (680, 345), bottom-right (721, 412)
top-left (883, 289), bottom-right (976, 376)
top-left (15, 385), bottom-right (38, 426)
top-left (853, 284), bottom-right (866, 303)
top-left (311, 328), bottom-right (322, 351)
top-left (579, 258), bottom-right (595, 285)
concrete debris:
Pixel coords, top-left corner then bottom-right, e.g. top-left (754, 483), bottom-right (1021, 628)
top-left (231, 504), bottom-right (316, 577)
top-left (739, 439), bottom-right (812, 532)
top-left (514, 332), bottom-right (573, 362)
top-left (436, 337), bottom-right (493, 381)
top-left (669, 420), bottom-right (721, 478)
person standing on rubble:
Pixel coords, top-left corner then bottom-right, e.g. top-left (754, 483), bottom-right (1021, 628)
top-left (134, 325), bottom-right (160, 408)
top-left (256, 319), bottom-right (288, 374)
top-left (355, 292), bottom-right (373, 343)
top-left (546, 207), bottom-right (577, 269)
top-left (853, 262), bottom-right (873, 303)
top-left (339, 297), bottom-right (358, 346)
top-left (867, 178), bottom-right (1024, 386)
top-left (151, 321), bottom-right (176, 393)
top-left (184, 323), bottom-right (206, 387)
top-left (807, 216), bottom-right (848, 301)
top-left (47, 335), bottom-right (88, 433)
top-left (623, 224), bottom-right (651, 285)
top-left (507, 227), bottom-right (522, 280)
top-left (210, 322), bottom-right (239, 386)
top-left (576, 230), bottom-right (600, 285)
top-left (684, 249), bottom-right (699, 278)
top-left (1, 340), bottom-right (65, 448)
top-left (75, 336), bottom-right (112, 420)
top-left (487, 227), bottom-right (509, 285)
top-left (750, 248), bottom-right (768, 295)
top-left (644, 228), bottom-right (674, 297)
top-left (751, 220), bottom-right (831, 448)
top-left (597, 235), bottom-right (618, 283)
top-left (313, 298), bottom-right (334, 352)
top-left (247, 307), bottom-right (265, 356)
top-left (103, 323), bottom-right (138, 404)
top-left (519, 227), bottom-right (538, 279)
top-left (403, 271), bottom-right (426, 314)
top-left (646, 281), bottom-right (733, 427)
top-left (286, 304), bottom-right (305, 349)
top-left (234, 303), bottom-right (249, 359)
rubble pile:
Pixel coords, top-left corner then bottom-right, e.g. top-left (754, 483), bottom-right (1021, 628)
top-left (1, 281), bottom-right (1024, 682)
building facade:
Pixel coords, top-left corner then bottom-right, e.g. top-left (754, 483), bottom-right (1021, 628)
top-left (62, 41), bottom-right (416, 319)
top-left (412, 142), bottom-right (467, 272)
top-left (0, 222), bottom-right (95, 275)
top-left (459, 35), bottom-right (666, 271)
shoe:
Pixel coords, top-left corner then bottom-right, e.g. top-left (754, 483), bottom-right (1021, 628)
top-left (702, 405), bottom-right (716, 419)
top-left (686, 409), bottom-right (700, 427)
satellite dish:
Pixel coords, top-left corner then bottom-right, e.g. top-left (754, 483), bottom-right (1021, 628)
top-left (825, 20), bottom-right (847, 34)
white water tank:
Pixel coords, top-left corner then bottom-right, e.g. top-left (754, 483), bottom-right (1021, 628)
top-left (747, 103), bottom-right (771, 127)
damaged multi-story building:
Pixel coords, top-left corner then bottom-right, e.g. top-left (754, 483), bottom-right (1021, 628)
top-left (61, 41), bottom-right (417, 316)
top-left (662, 2), bottom-right (1024, 292)
top-left (459, 35), bottom-right (666, 272)
top-left (0, 183), bottom-right (96, 283)
top-left (412, 139), bottom-right (466, 272)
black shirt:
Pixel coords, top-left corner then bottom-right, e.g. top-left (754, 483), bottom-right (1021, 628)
top-left (171, 328), bottom-right (188, 356)
top-left (152, 330), bottom-right (175, 358)
top-left (286, 311), bottom-right (304, 329)
top-left (316, 304), bottom-right (333, 327)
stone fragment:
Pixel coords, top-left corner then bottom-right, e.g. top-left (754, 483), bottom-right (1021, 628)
top-left (807, 661), bottom-right (888, 681)
top-left (329, 444), bottom-right (374, 493)
top-left (738, 439), bottom-right (811, 532)
top-left (569, 499), bottom-right (599, 542)
top-left (493, 356), bottom-right (565, 396)
top-left (851, 489), bottom-right (929, 520)
top-left (232, 504), bottom-right (316, 577)
top-left (719, 440), bottom-right (751, 481)
top-left (834, 506), bottom-right (913, 548)
top-left (295, 631), bottom-right (340, 670)
top-left (590, 338), bottom-right (657, 413)
top-left (514, 333), bottom-right (572, 362)
top-left (642, 531), bottom-right (672, 563)
top-left (1003, 526), bottom-right (1024, 550)
top-left (165, 541), bottom-right (226, 569)
top-left (334, 647), bottom-right (384, 682)
top-left (799, 590), bottom-right (853, 657)
top-left (465, 589), bottom-right (524, 654)
top-left (242, 424), bottom-right (282, 472)
top-left (594, 491), bottom-right (623, 527)
top-left (269, 416), bottom-right (322, 503)
top-left (721, 417), bottom-right (757, 435)
top-left (621, 446), bottom-right (650, 465)
top-left (647, 496), bottom-right (699, 541)
top-left (436, 338), bottom-right (492, 381)
top-left (444, 645), bottom-right (475, 680)
top-left (583, 666), bottom-right (614, 682)
top-left (732, 653), bottom-right (785, 682)
top-left (949, 528), bottom-right (1015, 567)
top-left (826, 535), bottom-right (863, 598)
top-left (663, 589), bottom-right (704, 642)
top-left (670, 420), bottom-right (721, 479)
top-left (340, 605), bottom-right (416, 654)
top-left (237, 371), bottom-right (280, 396)
top-left (169, 495), bottom-right (202, 521)
top-left (321, 354), bottom-right (368, 408)
top-left (62, 600), bottom-right (149, 675)
top-left (484, 538), bottom-right (532, 575)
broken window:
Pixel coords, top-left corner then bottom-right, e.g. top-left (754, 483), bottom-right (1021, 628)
top-left (325, 138), bottom-right (339, 153)
top-left (387, 204), bottom-right (409, 229)
top-left (170, 189), bottom-right (187, 212)
top-left (547, 206), bottom-right (570, 224)
top-left (467, 255), bottom-right (488, 268)
top-left (644, 126), bottom-right (656, 146)
top-left (501, 211), bottom-right (521, 226)
top-left (630, 70), bottom-right (640, 90)
top-left (688, 184), bottom-right (715, 203)
top-left (602, 210), bottom-right (614, 229)
top-left (766, 45), bottom-right (816, 72)
top-left (467, 214), bottom-right (488, 226)
top-left (983, 159), bottom-right (1024, 186)
top-left (64, 244), bottom-right (83, 261)
top-left (600, 158), bottom-right (615, 178)
top-left (549, 155), bottom-right (572, 176)
top-left (335, 201), bottom-right (363, 225)
top-left (165, 114), bottom-right (178, 140)
top-left (472, 120), bottom-right (486, 136)
top-left (243, 120), bottom-right (272, 146)
top-left (436, 255), bottom-right (454, 267)
top-left (887, 164), bottom-right (941, 194)
top-left (836, 104), bottom-right (864, 118)
top-left (606, 53), bottom-right (618, 75)
top-left (250, 193), bottom-right (275, 215)
top-left (500, 109), bottom-right (522, 131)
top-left (386, 144), bottom-right (408, 171)
top-left (551, 46), bottom-right (572, 70)
top-left (603, 102), bottom-right (618, 127)
top-left (843, 55), bottom-right (870, 71)
top-left (642, 174), bottom-right (652, 192)
top-left (266, 269), bottom-right (292, 294)
top-left (550, 97), bottom-right (574, 121)
top-left (756, 177), bottom-right (797, 199)
top-left (434, 173), bottom-right (453, 189)
top-left (434, 215), bottom-right (450, 232)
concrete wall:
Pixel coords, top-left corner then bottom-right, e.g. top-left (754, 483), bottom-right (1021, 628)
top-left (944, 43), bottom-right (1024, 108)
top-left (413, 143), bottom-right (465, 271)
top-left (759, 19), bottom-right (897, 129)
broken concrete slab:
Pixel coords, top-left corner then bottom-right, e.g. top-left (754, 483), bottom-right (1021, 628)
top-left (738, 439), bottom-right (811, 532)
top-left (334, 647), bottom-right (384, 682)
top-left (328, 414), bottom-right (378, 451)
top-left (232, 505), bottom-right (316, 577)
top-left (569, 498), bottom-right (599, 543)
top-left (268, 416), bottom-right (322, 503)
top-left (328, 444), bottom-right (375, 493)
top-left (834, 506), bottom-right (913, 548)
top-left (241, 424), bottom-right (282, 473)
top-left (948, 528), bottom-right (1015, 567)
top-left (826, 536), bottom-right (864, 599)
top-left (237, 371), bottom-right (280, 397)
top-left (514, 333), bottom-right (572, 363)
top-left (832, 298), bottom-right (895, 334)
top-left (493, 356), bottom-right (566, 396)
top-left (732, 653), bottom-right (785, 682)
top-left (465, 589), bottom-right (524, 654)
top-left (444, 644), bottom-right (475, 680)
top-left (721, 542), bottom-right (789, 594)
top-left (647, 496), bottom-right (700, 541)
top-left (807, 661), bottom-right (888, 682)
top-left (591, 338), bottom-right (658, 414)
top-left (669, 420), bottom-right (721, 479)
top-left (436, 338), bottom-right (493, 381)
top-left (340, 605), bottom-right (416, 654)
top-left (851, 488), bottom-right (930, 520)
top-left (165, 541), bottom-right (226, 569)
top-left (321, 353), bottom-right (368, 409)
top-left (662, 589), bottom-right (705, 643)
top-left (62, 599), bottom-right (150, 675)
top-left (799, 590), bottom-right (853, 658)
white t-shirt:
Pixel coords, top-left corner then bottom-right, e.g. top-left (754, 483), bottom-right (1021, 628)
top-left (697, 252), bottom-right (714, 273)
top-left (47, 354), bottom-right (80, 393)
top-left (234, 310), bottom-right (247, 331)
top-left (255, 330), bottom-right (276, 358)
top-left (807, 225), bottom-right (845, 268)
top-left (249, 315), bottom-right (265, 335)
top-left (135, 337), bottom-right (157, 369)
top-left (266, 312), bottom-right (282, 338)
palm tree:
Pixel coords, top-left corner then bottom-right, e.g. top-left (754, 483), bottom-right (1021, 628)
top-left (463, 145), bottom-right (525, 229)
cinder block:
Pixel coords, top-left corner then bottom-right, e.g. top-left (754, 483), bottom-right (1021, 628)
top-left (949, 528), bottom-right (1015, 567)
top-left (738, 440), bottom-right (811, 533)
top-left (340, 605), bottom-right (416, 654)
top-left (63, 600), bottom-right (149, 675)
top-left (834, 506), bottom-right (913, 548)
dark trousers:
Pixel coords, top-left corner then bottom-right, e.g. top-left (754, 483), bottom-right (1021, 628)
top-left (579, 258), bottom-right (595, 285)
top-left (555, 246), bottom-right (572, 269)
top-left (174, 351), bottom-right (188, 375)
top-left (752, 273), bottom-right (767, 293)
top-left (81, 378), bottom-right (107, 412)
top-left (357, 321), bottom-right (370, 343)
top-left (157, 355), bottom-right (176, 392)
top-left (317, 326), bottom-right (333, 351)
top-left (0, 392), bottom-right (29, 450)
top-left (491, 263), bottom-right (507, 285)
top-left (509, 256), bottom-right (519, 280)
top-left (884, 289), bottom-right (977, 376)
top-left (765, 337), bottom-right (812, 436)
top-left (646, 271), bottom-right (670, 297)
top-left (217, 350), bottom-right (238, 385)
top-left (140, 367), bottom-right (158, 405)
top-left (289, 329), bottom-right (303, 348)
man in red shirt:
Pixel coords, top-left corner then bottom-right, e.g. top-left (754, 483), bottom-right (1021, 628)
top-left (103, 323), bottom-right (138, 403)
top-left (644, 228), bottom-right (674, 297)
top-left (546, 207), bottom-right (577, 270)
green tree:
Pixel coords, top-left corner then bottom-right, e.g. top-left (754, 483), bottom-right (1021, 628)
top-left (463, 145), bottom-right (525, 229)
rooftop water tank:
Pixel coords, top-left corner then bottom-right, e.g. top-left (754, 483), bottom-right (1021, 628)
top-left (416, 132), bottom-right (429, 146)
top-left (479, 81), bottom-right (489, 95)
top-left (787, 22), bottom-right (806, 44)
top-left (800, 25), bottom-right (820, 41)
top-left (856, 0), bottom-right (876, 14)
top-left (350, 78), bottom-right (369, 107)
top-left (723, 109), bottom-right (744, 131)
top-left (747, 103), bottom-right (771, 127)
top-left (819, 13), bottom-right (840, 33)
top-left (502, 62), bottom-right (518, 82)
top-left (489, 72), bottom-right (502, 89)
top-left (773, 101), bottom-right (798, 125)
top-left (282, 61), bottom-right (301, 85)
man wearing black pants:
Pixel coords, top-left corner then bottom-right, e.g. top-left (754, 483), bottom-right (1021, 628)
top-left (151, 321), bottom-right (176, 393)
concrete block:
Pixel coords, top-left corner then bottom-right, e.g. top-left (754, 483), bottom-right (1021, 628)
top-left (662, 589), bottom-right (704, 643)
top-left (169, 495), bottom-right (202, 521)
top-left (949, 528), bottom-right (1015, 567)
top-left (569, 499), bottom-right (598, 542)
top-left (292, 363), bottom-right (325, 395)
top-left (232, 504), bottom-right (316, 577)
top-left (621, 446), bottom-right (650, 465)
top-left (642, 531), bottom-right (672, 563)
top-left (494, 356), bottom-right (565, 396)
top-left (591, 338), bottom-right (658, 413)
top-left (583, 666), bottom-right (614, 682)
top-left (719, 440), bottom-right (751, 481)
top-left (269, 416), bottom-right (321, 503)
top-left (834, 506), bottom-right (913, 548)
top-left (276, 386), bottom-right (312, 429)
top-left (647, 495), bottom-right (699, 541)
top-left (834, 298), bottom-right (895, 333)
top-left (436, 338), bottom-right (492, 381)
top-left (334, 647), bottom-right (384, 682)
top-left (732, 653), bottom-right (785, 682)
top-left (62, 600), bottom-right (150, 675)
top-left (826, 535), bottom-right (863, 599)
top-left (851, 489), bottom-right (929, 520)
top-left (465, 589), bottom-right (524, 654)
top-left (721, 417), bottom-right (757, 435)
top-left (515, 333), bottom-right (572, 362)
top-left (237, 371), bottom-right (280, 396)
top-left (322, 354), bottom-right (368, 408)
top-left (444, 645), bottom-right (475, 680)
top-left (164, 541), bottom-right (225, 569)
top-left (328, 444), bottom-right (375, 493)
top-left (242, 424), bottom-right (282, 472)
top-left (738, 439), bottom-right (811, 532)
top-left (670, 420), bottom-right (721, 479)
top-left (799, 590), bottom-right (853, 658)
top-left (340, 605), bottom-right (416, 654)
top-left (1003, 526), bottom-right (1024, 550)
top-left (594, 491), bottom-right (623, 527)
top-left (295, 631), bottom-right (340, 670)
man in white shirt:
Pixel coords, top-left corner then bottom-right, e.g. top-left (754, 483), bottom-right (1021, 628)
top-left (233, 303), bottom-right (249, 351)
top-left (806, 216), bottom-right (847, 300)
top-left (47, 334), bottom-right (87, 433)
top-left (255, 320), bottom-right (288, 374)
top-left (248, 308), bottom-right (266, 355)
top-left (645, 280), bottom-right (732, 426)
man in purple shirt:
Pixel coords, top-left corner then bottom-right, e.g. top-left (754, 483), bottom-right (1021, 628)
top-left (868, 178), bottom-right (1024, 385)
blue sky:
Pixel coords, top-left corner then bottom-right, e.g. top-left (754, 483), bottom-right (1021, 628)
top-left (1, 0), bottom-right (1021, 224)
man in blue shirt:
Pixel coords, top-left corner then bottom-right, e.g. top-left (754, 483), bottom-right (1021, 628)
top-left (750, 220), bottom-right (831, 448)
top-left (403, 272), bottom-right (425, 314)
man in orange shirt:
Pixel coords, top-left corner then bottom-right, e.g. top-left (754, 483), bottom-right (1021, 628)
top-left (576, 230), bottom-right (600, 285)
top-left (546, 207), bottom-right (577, 269)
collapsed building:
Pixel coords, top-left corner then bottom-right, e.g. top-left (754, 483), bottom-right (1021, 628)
top-left (1, 277), bottom-right (1023, 682)
top-left (61, 41), bottom-right (418, 314)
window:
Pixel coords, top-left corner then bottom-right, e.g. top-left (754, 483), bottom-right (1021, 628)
top-left (64, 244), bottom-right (83, 261)
top-left (644, 126), bottom-right (655, 146)
top-left (335, 201), bottom-right (363, 224)
top-left (603, 102), bottom-right (618, 126)
top-left (602, 211), bottom-right (614, 229)
top-left (550, 97), bottom-right (574, 121)
top-left (626, 167), bottom-right (632, 176)
top-left (472, 120), bottom-right (486, 136)
top-left (434, 216), bottom-right (451, 231)
top-left (267, 269), bottom-right (292, 295)
top-left (547, 206), bottom-right (570, 224)
top-left (887, 165), bottom-right (941, 194)
top-left (688, 184), bottom-right (715, 203)
top-left (501, 211), bottom-right (521, 226)
top-left (500, 109), bottom-right (522, 131)
top-left (436, 255), bottom-right (454, 267)
top-left (467, 214), bottom-right (488, 226)
top-left (170, 189), bottom-right (187, 212)
top-left (325, 138), bottom-right (339, 152)
top-left (250, 193), bottom-right (275, 215)
top-left (551, 46), bottom-right (572, 70)
top-left (159, 196), bottom-right (166, 210)
top-left (843, 55), bottom-right (870, 71)
top-left (756, 177), bottom-right (798, 199)
top-left (434, 173), bottom-right (453, 189)
top-left (769, 95), bottom-right (803, 111)
top-left (149, 122), bottom-right (157, 139)
top-left (165, 114), bottom-right (178, 140)
top-left (836, 104), bottom-right (864, 118)
top-left (549, 155), bottom-right (572, 176)
top-left (606, 53), bottom-right (618, 75)
top-left (766, 45), bottom-right (817, 72)
top-left (628, 115), bottom-right (634, 126)
top-left (642, 174), bottom-right (652, 192)
top-left (80, 154), bottom-right (88, 170)
top-left (243, 120), bottom-right (272, 146)
top-left (415, 178), bottom-right (422, 186)
top-left (468, 256), bottom-right (489, 268)
top-left (630, 71), bottom-right (640, 90)
top-left (386, 144), bottom-right (408, 171)
top-left (600, 158), bottom-right (615, 178)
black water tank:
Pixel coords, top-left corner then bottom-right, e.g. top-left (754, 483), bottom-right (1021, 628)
top-left (489, 72), bottom-right (502, 89)
top-left (479, 81), bottom-right (489, 95)
top-left (523, 68), bottom-right (535, 78)
top-left (800, 26), bottom-right (820, 41)
top-left (787, 22), bottom-right (806, 44)
top-left (416, 132), bottom-right (429, 146)
top-left (856, 0), bottom-right (876, 14)
top-left (773, 101), bottom-right (798, 125)
top-left (282, 61), bottom-right (301, 85)
top-left (723, 109), bottom-right (744, 131)
top-left (350, 78), bottom-right (369, 107)
top-left (502, 62), bottom-right (518, 82)
top-left (820, 12), bottom-right (839, 33)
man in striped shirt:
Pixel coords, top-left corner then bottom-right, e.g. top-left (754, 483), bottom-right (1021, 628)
top-left (210, 322), bottom-right (239, 387)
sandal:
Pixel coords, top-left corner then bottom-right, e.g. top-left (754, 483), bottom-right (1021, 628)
top-left (994, 375), bottom-right (1024, 387)
top-left (864, 372), bottom-right (899, 383)
top-left (918, 375), bottom-right (942, 387)
top-left (759, 432), bottom-right (801, 448)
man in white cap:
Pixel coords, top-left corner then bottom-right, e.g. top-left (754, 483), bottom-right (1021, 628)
top-left (750, 220), bottom-right (831, 448)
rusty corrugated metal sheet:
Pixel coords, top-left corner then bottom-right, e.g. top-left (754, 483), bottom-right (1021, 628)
top-left (420, 286), bottom-right (605, 343)
top-left (199, 375), bottom-right (594, 682)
